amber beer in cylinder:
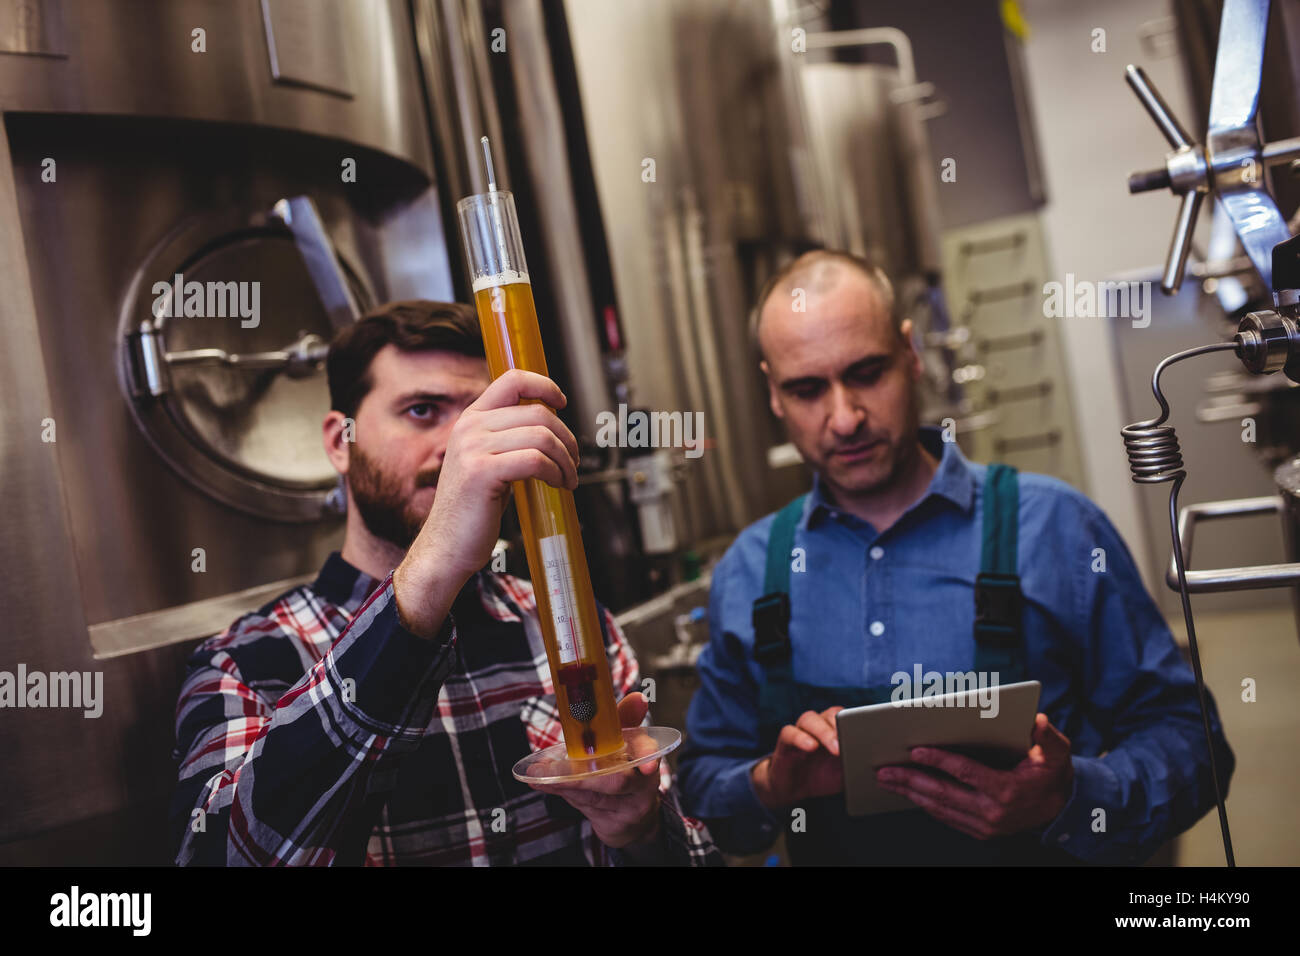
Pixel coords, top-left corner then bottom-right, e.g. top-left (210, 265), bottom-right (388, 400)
top-left (459, 189), bottom-right (624, 759)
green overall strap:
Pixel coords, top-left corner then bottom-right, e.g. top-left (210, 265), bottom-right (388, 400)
top-left (974, 463), bottom-right (1025, 683)
top-left (753, 495), bottom-right (807, 745)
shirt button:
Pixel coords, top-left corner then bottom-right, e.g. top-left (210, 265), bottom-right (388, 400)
top-left (869, 621), bottom-right (885, 637)
top-left (869, 546), bottom-right (884, 560)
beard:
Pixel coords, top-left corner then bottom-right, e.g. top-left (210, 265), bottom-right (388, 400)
top-left (825, 433), bottom-right (909, 496)
top-left (823, 385), bottom-right (922, 498)
top-left (347, 443), bottom-right (438, 551)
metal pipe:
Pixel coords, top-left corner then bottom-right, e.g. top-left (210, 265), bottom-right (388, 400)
top-left (1125, 64), bottom-right (1194, 150)
top-left (805, 27), bottom-right (917, 86)
top-left (1164, 189), bottom-right (1205, 295)
top-left (1165, 495), bottom-right (1300, 592)
top-left (501, 0), bottom-right (613, 443)
top-left (1261, 135), bottom-right (1300, 165)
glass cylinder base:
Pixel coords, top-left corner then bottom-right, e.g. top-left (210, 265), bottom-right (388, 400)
top-left (512, 726), bottom-right (682, 784)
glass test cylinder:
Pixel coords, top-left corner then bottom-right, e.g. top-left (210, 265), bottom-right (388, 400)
top-left (457, 188), bottom-right (624, 759)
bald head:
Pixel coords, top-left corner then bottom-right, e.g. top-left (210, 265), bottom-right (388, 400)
top-left (754, 250), bottom-right (924, 509)
top-left (752, 250), bottom-right (900, 361)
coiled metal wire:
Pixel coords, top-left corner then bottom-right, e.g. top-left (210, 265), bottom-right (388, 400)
top-left (1122, 340), bottom-right (1239, 866)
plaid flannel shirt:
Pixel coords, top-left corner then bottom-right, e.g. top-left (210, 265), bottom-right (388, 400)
top-left (170, 551), bottom-right (722, 866)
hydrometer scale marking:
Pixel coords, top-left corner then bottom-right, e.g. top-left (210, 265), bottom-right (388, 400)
top-left (540, 534), bottom-right (582, 665)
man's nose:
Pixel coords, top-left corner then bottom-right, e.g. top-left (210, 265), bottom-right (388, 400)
top-left (827, 382), bottom-right (865, 437)
top-left (425, 430), bottom-right (450, 471)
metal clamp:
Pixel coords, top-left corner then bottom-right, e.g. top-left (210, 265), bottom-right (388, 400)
top-left (1165, 495), bottom-right (1300, 592)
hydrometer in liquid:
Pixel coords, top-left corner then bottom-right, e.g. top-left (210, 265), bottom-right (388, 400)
top-left (456, 138), bottom-right (680, 781)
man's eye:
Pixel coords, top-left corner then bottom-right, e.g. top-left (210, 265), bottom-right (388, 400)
top-left (406, 403), bottom-right (437, 421)
top-left (851, 369), bottom-right (884, 386)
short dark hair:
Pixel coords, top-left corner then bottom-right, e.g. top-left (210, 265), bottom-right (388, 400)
top-left (327, 299), bottom-right (485, 418)
top-left (749, 249), bottom-right (900, 357)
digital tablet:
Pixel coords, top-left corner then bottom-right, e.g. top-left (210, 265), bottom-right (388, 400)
top-left (835, 680), bottom-right (1041, 816)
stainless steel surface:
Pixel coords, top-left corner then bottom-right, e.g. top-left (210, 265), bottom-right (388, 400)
top-left (1127, 62), bottom-right (1196, 150)
top-left (1260, 135), bottom-right (1300, 165)
top-left (261, 0), bottom-right (354, 98)
top-left (89, 574), bottom-right (316, 660)
top-left (1114, 286), bottom-right (1292, 616)
top-left (0, 0), bottom-right (66, 57)
top-left (271, 196), bottom-right (362, 331)
top-left (159, 333), bottom-right (329, 377)
top-left (412, 0), bottom-right (510, 205)
top-left (113, 201), bottom-right (367, 523)
top-left (501, 0), bottom-right (613, 444)
top-left (1234, 308), bottom-right (1300, 375)
top-left (0, 0), bottom-right (453, 857)
top-left (804, 27), bottom-right (915, 81)
top-left (1276, 455), bottom-right (1300, 635)
top-left (1124, 62), bottom-right (1207, 293)
top-left (563, 0), bottom-right (824, 542)
top-left (799, 64), bottom-right (934, 278)
top-left (1166, 495), bottom-right (1300, 592)
top-left (798, 27), bottom-right (944, 277)
top-left (1169, 190), bottom-right (1208, 295)
top-left (796, 31), bottom-right (959, 426)
top-left (1125, 0), bottom-right (1291, 294)
top-left (1207, 0), bottom-right (1269, 136)
top-left (0, 0), bottom-right (432, 175)
top-left (0, 100), bottom-right (105, 848)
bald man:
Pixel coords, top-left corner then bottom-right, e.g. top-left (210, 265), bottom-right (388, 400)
top-left (676, 249), bottom-right (1233, 865)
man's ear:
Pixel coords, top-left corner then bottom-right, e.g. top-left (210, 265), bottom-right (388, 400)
top-left (322, 410), bottom-right (352, 475)
top-left (760, 359), bottom-right (785, 420)
top-left (899, 318), bottom-right (922, 379)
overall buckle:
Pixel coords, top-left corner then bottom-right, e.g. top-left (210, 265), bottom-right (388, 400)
top-left (974, 572), bottom-right (1022, 647)
top-left (752, 592), bottom-right (792, 664)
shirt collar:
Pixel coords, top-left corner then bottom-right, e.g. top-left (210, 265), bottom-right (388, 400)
top-left (804, 425), bottom-right (975, 528)
top-left (312, 551), bottom-right (385, 614)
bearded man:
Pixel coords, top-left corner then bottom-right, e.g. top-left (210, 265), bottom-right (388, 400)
top-left (170, 300), bottom-right (720, 866)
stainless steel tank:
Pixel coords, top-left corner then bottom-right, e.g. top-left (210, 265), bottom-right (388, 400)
top-left (559, 0), bottom-right (954, 548)
top-left (0, 0), bottom-right (453, 861)
top-left (561, 0), bottom-right (827, 546)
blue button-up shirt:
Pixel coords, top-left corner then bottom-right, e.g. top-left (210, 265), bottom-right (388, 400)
top-left (677, 427), bottom-right (1234, 864)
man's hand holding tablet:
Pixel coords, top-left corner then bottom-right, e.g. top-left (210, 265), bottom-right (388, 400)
top-left (875, 712), bottom-right (1075, 839)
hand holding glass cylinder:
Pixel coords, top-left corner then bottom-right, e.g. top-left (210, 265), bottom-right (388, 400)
top-left (457, 142), bottom-right (623, 760)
